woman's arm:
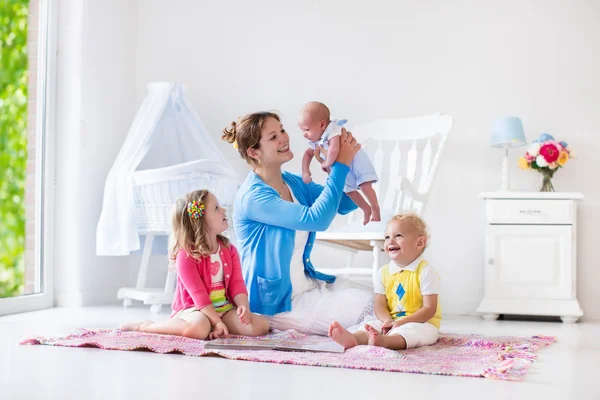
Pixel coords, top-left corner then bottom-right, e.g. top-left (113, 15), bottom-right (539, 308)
top-left (241, 162), bottom-right (349, 231)
top-left (241, 130), bottom-right (360, 231)
top-left (308, 179), bottom-right (357, 216)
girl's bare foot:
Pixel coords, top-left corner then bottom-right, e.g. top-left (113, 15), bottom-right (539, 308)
top-left (120, 320), bottom-right (152, 332)
top-left (370, 206), bottom-right (381, 222)
top-left (328, 321), bottom-right (358, 349)
top-left (365, 324), bottom-right (386, 347)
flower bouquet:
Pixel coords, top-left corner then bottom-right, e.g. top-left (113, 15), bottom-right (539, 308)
top-left (518, 133), bottom-right (572, 192)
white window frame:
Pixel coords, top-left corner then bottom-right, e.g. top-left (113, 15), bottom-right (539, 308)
top-left (0, 0), bottom-right (57, 315)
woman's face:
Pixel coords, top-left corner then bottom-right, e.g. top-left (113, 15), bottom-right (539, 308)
top-left (255, 117), bottom-right (293, 167)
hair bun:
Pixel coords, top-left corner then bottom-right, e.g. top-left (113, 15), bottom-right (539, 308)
top-left (221, 120), bottom-right (237, 143)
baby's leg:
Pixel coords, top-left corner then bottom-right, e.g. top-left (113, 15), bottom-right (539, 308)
top-left (346, 191), bottom-right (372, 225)
top-left (121, 311), bottom-right (211, 340)
top-left (359, 181), bottom-right (380, 222)
top-left (364, 325), bottom-right (407, 350)
top-left (221, 308), bottom-right (270, 337)
top-left (328, 321), bottom-right (369, 349)
top-left (386, 322), bottom-right (439, 349)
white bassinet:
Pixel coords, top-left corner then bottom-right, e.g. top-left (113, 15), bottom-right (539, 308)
top-left (97, 82), bottom-right (241, 312)
top-left (133, 159), bottom-right (240, 233)
top-left (118, 159), bottom-right (241, 312)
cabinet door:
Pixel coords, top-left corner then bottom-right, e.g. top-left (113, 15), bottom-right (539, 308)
top-left (485, 225), bottom-right (573, 300)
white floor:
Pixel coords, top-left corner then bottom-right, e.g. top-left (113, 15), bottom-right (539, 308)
top-left (1, 306), bottom-right (598, 400)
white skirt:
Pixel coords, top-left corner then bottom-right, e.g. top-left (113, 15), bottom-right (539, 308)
top-left (266, 278), bottom-right (372, 336)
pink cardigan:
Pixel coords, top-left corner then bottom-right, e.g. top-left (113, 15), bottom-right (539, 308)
top-left (171, 243), bottom-right (248, 316)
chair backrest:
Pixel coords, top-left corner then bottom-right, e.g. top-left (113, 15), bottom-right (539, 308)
top-left (349, 113), bottom-right (453, 223)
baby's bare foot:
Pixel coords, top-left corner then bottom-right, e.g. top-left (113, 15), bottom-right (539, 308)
top-left (371, 206), bottom-right (381, 222)
top-left (328, 321), bottom-right (358, 349)
top-left (120, 320), bottom-right (152, 332)
top-left (362, 207), bottom-right (372, 225)
top-left (365, 324), bottom-right (385, 347)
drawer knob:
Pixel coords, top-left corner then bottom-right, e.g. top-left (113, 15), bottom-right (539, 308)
top-left (488, 258), bottom-right (495, 265)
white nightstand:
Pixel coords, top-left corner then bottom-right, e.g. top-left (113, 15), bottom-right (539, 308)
top-left (477, 192), bottom-right (584, 323)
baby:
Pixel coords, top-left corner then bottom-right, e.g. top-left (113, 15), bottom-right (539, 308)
top-left (328, 213), bottom-right (442, 351)
top-left (299, 102), bottom-right (380, 224)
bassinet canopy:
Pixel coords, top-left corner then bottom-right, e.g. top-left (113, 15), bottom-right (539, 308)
top-left (96, 82), bottom-right (240, 256)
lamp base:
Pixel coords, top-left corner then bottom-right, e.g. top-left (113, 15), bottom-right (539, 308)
top-left (500, 146), bottom-right (510, 191)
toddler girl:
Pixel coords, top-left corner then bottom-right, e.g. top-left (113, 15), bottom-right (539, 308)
top-left (121, 190), bottom-right (270, 339)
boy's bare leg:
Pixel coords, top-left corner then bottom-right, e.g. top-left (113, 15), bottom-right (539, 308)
top-left (359, 182), bottom-right (380, 222)
top-left (346, 191), bottom-right (372, 225)
top-left (221, 308), bottom-right (270, 337)
top-left (364, 324), bottom-right (407, 350)
top-left (121, 312), bottom-right (211, 340)
top-left (328, 321), bottom-right (369, 349)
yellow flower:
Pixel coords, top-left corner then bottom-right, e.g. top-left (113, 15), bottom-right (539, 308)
top-left (233, 140), bottom-right (238, 149)
top-left (557, 151), bottom-right (569, 166)
top-left (518, 157), bottom-right (530, 170)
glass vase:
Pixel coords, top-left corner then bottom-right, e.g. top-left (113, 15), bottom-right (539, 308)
top-left (540, 170), bottom-right (555, 192)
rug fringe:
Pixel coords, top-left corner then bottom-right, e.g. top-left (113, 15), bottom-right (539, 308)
top-left (483, 335), bottom-right (557, 381)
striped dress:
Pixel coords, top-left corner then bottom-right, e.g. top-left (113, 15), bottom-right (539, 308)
top-left (208, 248), bottom-right (233, 314)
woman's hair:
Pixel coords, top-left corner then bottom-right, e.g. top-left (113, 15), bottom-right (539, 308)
top-left (169, 189), bottom-right (229, 261)
top-left (389, 213), bottom-right (430, 248)
top-left (222, 111), bottom-right (281, 167)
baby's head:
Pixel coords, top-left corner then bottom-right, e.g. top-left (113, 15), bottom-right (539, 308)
top-left (169, 189), bottom-right (230, 260)
top-left (298, 101), bottom-right (331, 142)
top-left (384, 213), bottom-right (429, 267)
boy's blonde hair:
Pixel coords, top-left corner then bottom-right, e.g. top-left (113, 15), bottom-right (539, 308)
top-left (388, 213), bottom-right (430, 248)
top-left (169, 189), bottom-right (229, 261)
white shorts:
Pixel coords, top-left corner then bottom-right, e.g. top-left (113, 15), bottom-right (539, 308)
top-left (266, 283), bottom-right (372, 336)
top-left (351, 317), bottom-right (439, 349)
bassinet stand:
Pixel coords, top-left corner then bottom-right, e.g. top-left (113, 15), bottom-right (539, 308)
top-left (117, 232), bottom-right (176, 314)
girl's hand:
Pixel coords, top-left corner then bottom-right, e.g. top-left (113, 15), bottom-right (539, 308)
top-left (381, 320), bottom-right (393, 335)
top-left (209, 321), bottom-right (229, 339)
top-left (237, 306), bottom-right (252, 325)
top-left (336, 128), bottom-right (361, 167)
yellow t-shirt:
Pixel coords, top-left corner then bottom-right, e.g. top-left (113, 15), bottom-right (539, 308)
top-left (378, 257), bottom-right (442, 329)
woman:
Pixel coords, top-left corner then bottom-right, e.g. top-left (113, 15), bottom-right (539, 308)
top-left (222, 111), bottom-right (372, 335)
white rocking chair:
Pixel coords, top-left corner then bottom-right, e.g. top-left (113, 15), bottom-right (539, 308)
top-left (316, 113), bottom-right (453, 286)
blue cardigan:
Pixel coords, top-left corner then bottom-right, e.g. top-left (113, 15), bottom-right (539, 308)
top-left (233, 162), bottom-right (357, 315)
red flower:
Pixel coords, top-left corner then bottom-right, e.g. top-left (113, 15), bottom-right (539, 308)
top-left (540, 143), bottom-right (559, 163)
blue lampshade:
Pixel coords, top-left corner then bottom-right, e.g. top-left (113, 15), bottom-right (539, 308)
top-left (490, 117), bottom-right (527, 148)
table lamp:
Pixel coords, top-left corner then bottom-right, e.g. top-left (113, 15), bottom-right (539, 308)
top-left (490, 117), bottom-right (527, 191)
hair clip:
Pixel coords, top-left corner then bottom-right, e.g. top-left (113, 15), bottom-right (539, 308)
top-left (233, 140), bottom-right (239, 149)
top-left (187, 200), bottom-right (205, 219)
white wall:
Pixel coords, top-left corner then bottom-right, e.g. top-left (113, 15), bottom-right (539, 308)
top-left (132, 0), bottom-right (600, 320)
top-left (53, 0), bottom-right (137, 306)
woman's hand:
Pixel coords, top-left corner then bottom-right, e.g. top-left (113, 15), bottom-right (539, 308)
top-left (209, 321), bottom-right (229, 339)
top-left (335, 128), bottom-right (361, 167)
top-left (237, 306), bottom-right (252, 325)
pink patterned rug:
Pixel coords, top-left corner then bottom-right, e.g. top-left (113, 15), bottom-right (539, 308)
top-left (21, 329), bottom-right (555, 381)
